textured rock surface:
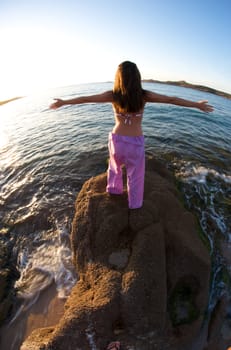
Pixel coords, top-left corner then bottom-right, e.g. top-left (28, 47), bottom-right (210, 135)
top-left (21, 157), bottom-right (216, 350)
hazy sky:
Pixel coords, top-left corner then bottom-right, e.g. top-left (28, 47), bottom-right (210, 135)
top-left (0, 0), bottom-right (230, 98)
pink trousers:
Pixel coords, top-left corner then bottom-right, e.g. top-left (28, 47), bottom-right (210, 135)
top-left (106, 132), bottom-right (145, 209)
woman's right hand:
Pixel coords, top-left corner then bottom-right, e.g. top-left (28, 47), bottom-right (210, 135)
top-left (197, 100), bottom-right (214, 112)
top-left (49, 98), bottom-right (65, 109)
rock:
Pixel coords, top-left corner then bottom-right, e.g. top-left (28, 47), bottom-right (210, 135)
top-left (204, 295), bottom-right (231, 350)
top-left (21, 157), bottom-right (212, 350)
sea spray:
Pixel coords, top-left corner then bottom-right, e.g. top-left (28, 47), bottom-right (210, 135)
top-left (173, 160), bottom-right (231, 312)
top-left (15, 218), bottom-right (77, 302)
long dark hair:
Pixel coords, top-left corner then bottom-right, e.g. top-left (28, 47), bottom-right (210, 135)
top-left (113, 61), bottom-right (145, 113)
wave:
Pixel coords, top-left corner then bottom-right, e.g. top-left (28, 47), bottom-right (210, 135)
top-left (176, 163), bottom-right (231, 185)
top-left (15, 219), bottom-right (77, 300)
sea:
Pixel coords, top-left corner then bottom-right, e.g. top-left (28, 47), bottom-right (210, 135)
top-left (0, 82), bottom-right (231, 349)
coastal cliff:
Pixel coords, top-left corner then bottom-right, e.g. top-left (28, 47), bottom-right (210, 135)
top-left (20, 156), bottom-right (231, 350)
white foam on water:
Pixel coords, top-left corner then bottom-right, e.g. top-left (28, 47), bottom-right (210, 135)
top-left (15, 219), bottom-right (77, 300)
top-left (174, 159), bottom-right (231, 316)
top-left (176, 163), bottom-right (231, 185)
top-left (85, 323), bottom-right (97, 350)
top-left (175, 161), bottom-right (230, 237)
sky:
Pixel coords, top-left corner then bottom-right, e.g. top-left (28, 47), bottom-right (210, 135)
top-left (0, 0), bottom-right (231, 99)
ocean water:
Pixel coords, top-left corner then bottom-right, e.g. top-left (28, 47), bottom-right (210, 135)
top-left (0, 82), bottom-right (231, 348)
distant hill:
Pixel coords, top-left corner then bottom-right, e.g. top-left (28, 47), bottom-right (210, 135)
top-left (143, 79), bottom-right (231, 100)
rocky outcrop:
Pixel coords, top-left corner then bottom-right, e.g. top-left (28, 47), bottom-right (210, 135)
top-left (143, 79), bottom-right (231, 100)
top-left (21, 157), bottom-right (214, 350)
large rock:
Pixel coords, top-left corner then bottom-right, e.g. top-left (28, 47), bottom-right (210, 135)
top-left (21, 157), bottom-right (212, 350)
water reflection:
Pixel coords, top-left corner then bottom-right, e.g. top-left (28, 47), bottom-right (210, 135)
top-left (0, 130), bottom-right (8, 148)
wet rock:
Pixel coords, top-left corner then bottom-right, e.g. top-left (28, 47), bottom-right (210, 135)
top-left (204, 295), bottom-right (231, 350)
top-left (21, 157), bottom-right (212, 350)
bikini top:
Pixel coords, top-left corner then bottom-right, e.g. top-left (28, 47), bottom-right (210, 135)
top-left (114, 111), bottom-right (143, 125)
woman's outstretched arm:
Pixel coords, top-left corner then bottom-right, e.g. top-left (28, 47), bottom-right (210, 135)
top-left (49, 90), bottom-right (113, 109)
top-left (144, 90), bottom-right (214, 112)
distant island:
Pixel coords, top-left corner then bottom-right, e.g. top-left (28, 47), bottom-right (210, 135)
top-left (0, 96), bottom-right (24, 106)
top-left (143, 79), bottom-right (231, 100)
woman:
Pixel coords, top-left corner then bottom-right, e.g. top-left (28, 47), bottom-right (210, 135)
top-left (50, 61), bottom-right (213, 209)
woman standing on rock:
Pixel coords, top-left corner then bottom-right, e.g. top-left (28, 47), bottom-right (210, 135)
top-left (50, 61), bottom-right (213, 209)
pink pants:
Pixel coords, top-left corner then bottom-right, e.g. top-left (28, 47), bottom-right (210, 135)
top-left (106, 132), bottom-right (145, 209)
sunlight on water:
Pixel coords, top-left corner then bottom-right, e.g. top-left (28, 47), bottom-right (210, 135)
top-left (0, 130), bottom-right (8, 148)
top-left (0, 114), bottom-right (10, 148)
